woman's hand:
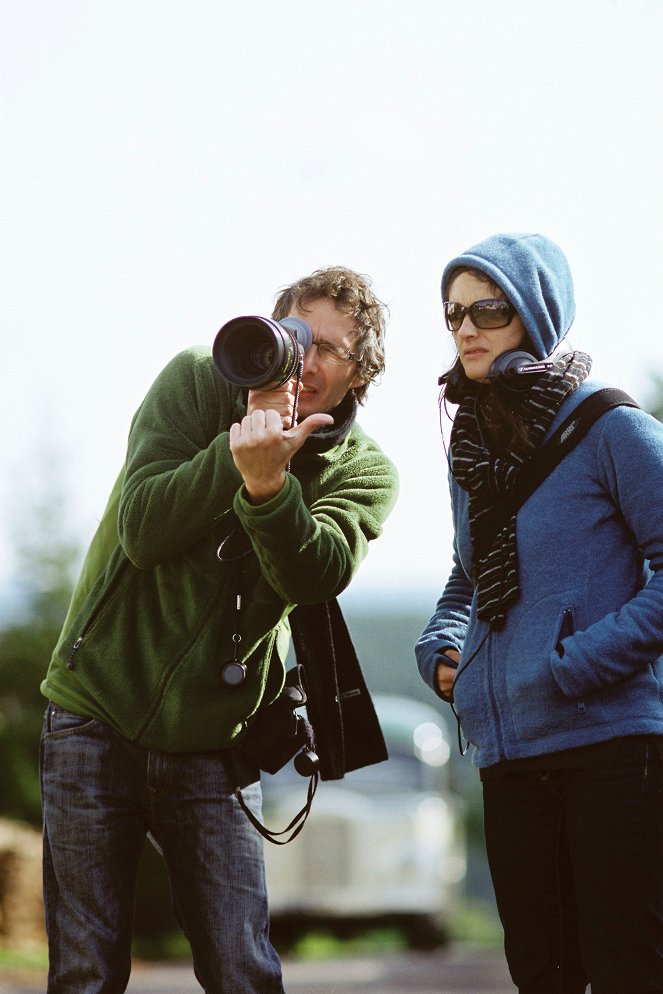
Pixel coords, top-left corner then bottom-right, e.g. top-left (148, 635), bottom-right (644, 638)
top-left (436, 648), bottom-right (460, 701)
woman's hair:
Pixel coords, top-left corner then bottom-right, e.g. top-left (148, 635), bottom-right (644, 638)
top-left (440, 266), bottom-right (532, 450)
top-left (272, 266), bottom-right (387, 405)
top-left (442, 264), bottom-right (499, 305)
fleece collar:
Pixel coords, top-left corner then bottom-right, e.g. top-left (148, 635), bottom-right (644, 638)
top-left (300, 392), bottom-right (357, 454)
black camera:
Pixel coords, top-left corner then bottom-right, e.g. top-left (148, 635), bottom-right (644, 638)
top-left (213, 315), bottom-right (312, 389)
top-left (237, 681), bottom-right (319, 776)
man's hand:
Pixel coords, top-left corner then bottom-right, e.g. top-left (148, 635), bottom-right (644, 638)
top-left (436, 649), bottom-right (460, 701)
top-left (246, 380), bottom-right (300, 430)
top-left (229, 408), bottom-right (334, 504)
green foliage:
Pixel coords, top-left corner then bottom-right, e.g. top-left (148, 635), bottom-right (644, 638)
top-left (286, 927), bottom-right (407, 960)
top-left (0, 945), bottom-right (48, 969)
top-left (0, 491), bottom-right (80, 826)
top-left (342, 597), bottom-right (439, 706)
top-left (0, 624), bottom-right (56, 824)
top-left (646, 374), bottom-right (663, 424)
top-left (449, 899), bottom-right (504, 947)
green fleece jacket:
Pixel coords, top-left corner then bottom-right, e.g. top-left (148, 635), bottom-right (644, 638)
top-left (41, 347), bottom-right (398, 752)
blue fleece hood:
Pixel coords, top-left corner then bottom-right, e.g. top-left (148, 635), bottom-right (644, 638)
top-left (441, 233), bottom-right (576, 360)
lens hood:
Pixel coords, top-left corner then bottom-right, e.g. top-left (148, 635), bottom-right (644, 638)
top-left (213, 315), bottom-right (312, 389)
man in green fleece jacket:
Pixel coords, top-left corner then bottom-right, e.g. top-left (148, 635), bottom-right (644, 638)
top-left (39, 266), bottom-right (398, 994)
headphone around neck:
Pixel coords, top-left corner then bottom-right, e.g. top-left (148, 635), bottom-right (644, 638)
top-left (439, 342), bottom-right (573, 398)
top-left (488, 349), bottom-right (556, 392)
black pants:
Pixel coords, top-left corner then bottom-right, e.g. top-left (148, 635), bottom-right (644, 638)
top-left (482, 737), bottom-right (663, 994)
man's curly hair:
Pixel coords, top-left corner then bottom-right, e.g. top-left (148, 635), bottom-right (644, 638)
top-left (272, 266), bottom-right (387, 405)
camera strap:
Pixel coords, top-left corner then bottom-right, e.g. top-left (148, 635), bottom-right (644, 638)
top-left (233, 767), bottom-right (319, 845)
top-left (227, 660), bottom-right (321, 844)
top-left (289, 350), bottom-right (304, 431)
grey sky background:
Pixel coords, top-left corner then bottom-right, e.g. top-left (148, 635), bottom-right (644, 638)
top-left (2, 0), bottom-right (662, 607)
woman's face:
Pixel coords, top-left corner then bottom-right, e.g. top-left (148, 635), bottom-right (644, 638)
top-left (447, 271), bottom-right (528, 383)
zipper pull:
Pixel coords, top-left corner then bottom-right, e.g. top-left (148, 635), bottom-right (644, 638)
top-left (67, 636), bottom-right (83, 671)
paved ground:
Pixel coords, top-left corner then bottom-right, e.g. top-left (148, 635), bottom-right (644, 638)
top-left (0, 946), bottom-right (514, 994)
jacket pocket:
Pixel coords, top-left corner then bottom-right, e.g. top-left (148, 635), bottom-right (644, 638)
top-left (554, 607), bottom-right (587, 712)
top-left (44, 704), bottom-right (101, 739)
top-left (555, 607), bottom-right (574, 656)
top-left (504, 602), bottom-right (587, 743)
top-left (64, 558), bottom-right (130, 671)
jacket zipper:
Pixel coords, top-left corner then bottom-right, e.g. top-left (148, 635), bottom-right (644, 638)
top-left (66, 560), bottom-right (128, 671)
top-left (67, 637), bottom-right (83, 670)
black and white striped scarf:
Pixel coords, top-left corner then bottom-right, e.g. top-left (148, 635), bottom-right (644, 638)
top-left (450, 351), bottom-right (592, 628)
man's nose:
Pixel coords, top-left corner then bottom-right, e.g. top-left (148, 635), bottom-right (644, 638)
top-left (303, 346), bottom-right (319, 373)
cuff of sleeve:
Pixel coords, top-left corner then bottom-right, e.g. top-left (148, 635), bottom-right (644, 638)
top-left (234, 473), bottom-right (293, 518)
top-left (416, 643), bottom-right (456, 699)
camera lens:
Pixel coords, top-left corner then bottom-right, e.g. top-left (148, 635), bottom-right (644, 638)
top-left (294, 749), bottom-right (320, 777)
top-left (241, 326), bottom-right (277, 378)
top-left (212, 315), bottom-right (312, 389)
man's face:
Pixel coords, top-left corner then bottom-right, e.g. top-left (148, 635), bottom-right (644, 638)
top-left (288, 298), bottom-right (366, 418)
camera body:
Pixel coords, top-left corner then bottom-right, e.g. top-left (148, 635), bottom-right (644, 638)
top-left (237, 680), bottom-right (320, 777)
top-left (213, 315), bottom-right (313, 389)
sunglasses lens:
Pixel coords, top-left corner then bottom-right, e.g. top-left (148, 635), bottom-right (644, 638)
top-left (444, 302), bottom-right (464, 333)
top-left (472, 300), bottom-right (512, 328)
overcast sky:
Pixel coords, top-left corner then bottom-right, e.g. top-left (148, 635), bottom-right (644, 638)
top-left (2, 0), bottom-right (662, 610)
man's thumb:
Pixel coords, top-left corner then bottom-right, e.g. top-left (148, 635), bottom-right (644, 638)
top-left (287, 413), bottom-right (334, 442)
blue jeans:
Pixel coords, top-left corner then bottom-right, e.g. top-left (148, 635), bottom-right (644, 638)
top-left (482, 737), bottom-right (663, 994)
top-left (40, 704), bottom-right (285, 994)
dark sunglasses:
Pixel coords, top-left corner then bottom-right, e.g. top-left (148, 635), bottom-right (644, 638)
top-left (444, 298), bottom-right (515, 334)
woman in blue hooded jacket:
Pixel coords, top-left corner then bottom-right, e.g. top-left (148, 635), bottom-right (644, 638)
top-left (416, 233), bottom-right (663, 994)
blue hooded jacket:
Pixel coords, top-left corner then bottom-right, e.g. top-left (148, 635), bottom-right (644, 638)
top-left (416, 233), bottom-right (663, 767)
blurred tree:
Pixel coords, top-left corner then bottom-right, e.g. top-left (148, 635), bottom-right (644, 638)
top-left (646, 374), bottom-right (663, 424)
top-left (0, 489), bottom-right (80, 825)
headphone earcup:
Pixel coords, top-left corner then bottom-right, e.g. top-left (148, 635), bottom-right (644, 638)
top-left (489, 349), bottom-right (540, 392)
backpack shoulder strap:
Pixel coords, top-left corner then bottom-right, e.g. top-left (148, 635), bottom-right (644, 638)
top-left (474, 389), bottom-right (640, 563)
top-left (513, 387), bottom-right (639, 511)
